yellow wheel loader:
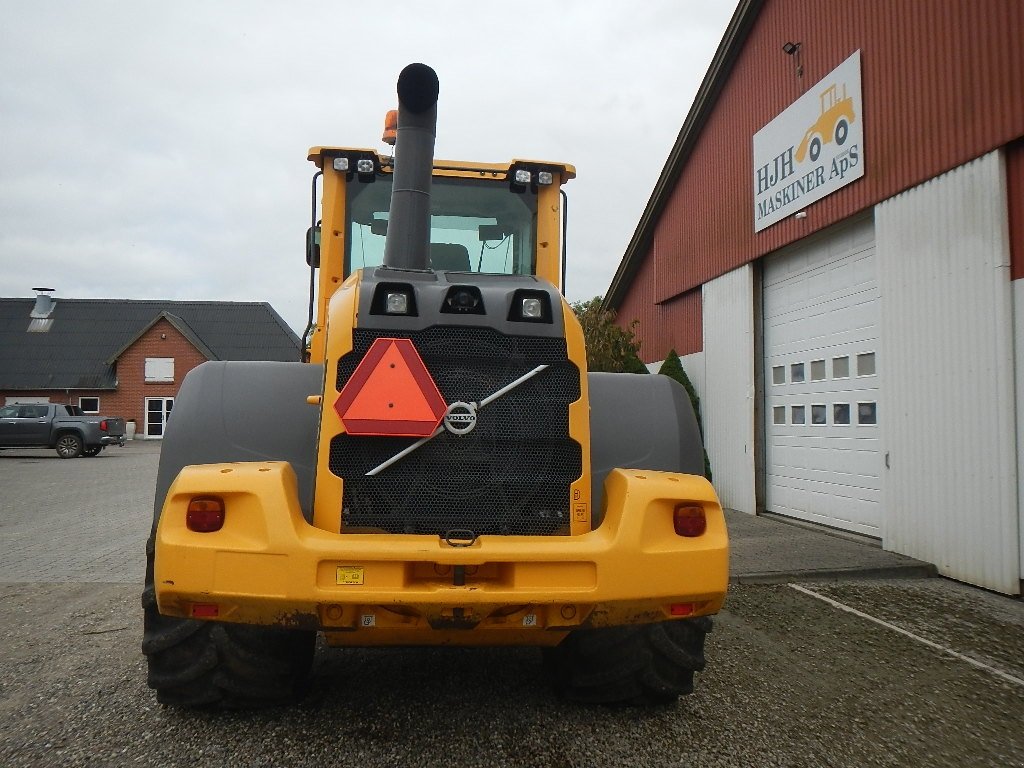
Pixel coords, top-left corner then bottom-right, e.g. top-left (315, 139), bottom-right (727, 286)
top-left (142, 64), bottom-right (728, 707)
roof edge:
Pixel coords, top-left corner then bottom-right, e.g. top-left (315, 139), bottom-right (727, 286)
top-left (603, 0), bottom-right (764, 310)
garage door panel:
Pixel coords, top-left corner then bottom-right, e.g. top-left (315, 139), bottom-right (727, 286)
top-left (765, 216), bottom-right (880, 534)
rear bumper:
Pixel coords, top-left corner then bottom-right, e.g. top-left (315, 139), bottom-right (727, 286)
top-left (100, 435), bottom-right (126, 446)
top-left (154, 462), bottom-right (729, 645)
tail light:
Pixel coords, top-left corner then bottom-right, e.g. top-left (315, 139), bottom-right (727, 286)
top-left (100, 420), bottom-right (108, 431)
top-left (187, 497), bottom-right (225, 532)
top-left (673, 504), bottom-right (706, 537)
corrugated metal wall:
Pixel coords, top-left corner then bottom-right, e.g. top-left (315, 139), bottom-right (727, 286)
top-left (620, 0), bottom-right (1024, 361)
top-left (702, 265), bottom-right (756, 514)
top-left (615, 248), bottom-right (703, 360)
top-left (876, 152), bottom-right (1019, 594)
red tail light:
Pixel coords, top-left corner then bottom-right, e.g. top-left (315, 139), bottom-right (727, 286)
top-left (187, 497), bottom-right (225, 532)
top-left (673, 504), bottom-right (706, 537)
top-left (100, 420), bottom-right (108, 431)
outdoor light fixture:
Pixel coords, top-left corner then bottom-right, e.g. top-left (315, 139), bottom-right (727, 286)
top-left (781, 41), bottom-right (803, 78)
top-left (514, 169), bottom-right (532, 185)
top-left (537, 171), bottom-right (554, 185)
top-left (356, 158), bottom-right (375, 174)
top-left (333, 157), bottom-right (350, 172)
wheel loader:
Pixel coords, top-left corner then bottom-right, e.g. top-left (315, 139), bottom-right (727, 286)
top-left (142, 63), bottom-right (728, 707)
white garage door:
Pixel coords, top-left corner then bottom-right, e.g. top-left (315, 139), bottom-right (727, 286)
top-left (763, 216), bottom-right (881, 536)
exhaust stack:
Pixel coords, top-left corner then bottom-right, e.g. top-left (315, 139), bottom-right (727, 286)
top-left (382, 63), bottom-right (439, 271)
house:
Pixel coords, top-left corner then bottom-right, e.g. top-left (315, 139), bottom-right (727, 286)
top-left (0, 296), bottom-right (301, 438)
top-left (604, 0), bottom-right (1024, 594)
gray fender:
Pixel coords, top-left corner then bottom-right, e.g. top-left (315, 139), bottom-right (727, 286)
top-left (588, 372), bottom-right (705, 523)
top-left (153, 361), bottom-right (324, 526)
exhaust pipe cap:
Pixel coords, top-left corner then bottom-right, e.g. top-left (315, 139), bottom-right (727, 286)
top-left (397, 63), bottom-right (439, 114)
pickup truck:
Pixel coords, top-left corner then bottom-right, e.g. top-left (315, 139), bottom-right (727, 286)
top-left (0, 404), bottom-right (127, 458)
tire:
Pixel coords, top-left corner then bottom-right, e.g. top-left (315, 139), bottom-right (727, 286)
top-left (142, 580), bottom-right (315, 708)
top-left (834, 118), bottom-right (849, 146)
top-left (55, 433), bottom-right (83, 459)
top-left (544, 617), bottom-right (712, 705)
top-left (809, 135), bottom-right (822, 162)
top-left (82, 446), bottom-right (103, 457)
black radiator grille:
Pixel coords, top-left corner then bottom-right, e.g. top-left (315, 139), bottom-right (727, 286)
top-left (330, 327), bottom-right (582, 536)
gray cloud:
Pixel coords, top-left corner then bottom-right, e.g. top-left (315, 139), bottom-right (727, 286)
top-left (0, 1), bottom-right (735, 333)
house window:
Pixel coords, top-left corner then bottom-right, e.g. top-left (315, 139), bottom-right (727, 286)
top-left (772, 365), bottom-right (785, 385)
top-left (791, 405), bottom-right (806, 425)
top-left (145, 357), bottom-right (175, 383)
top-left (857, 352), bottom-right (876, 377)
top-left (773, 406), bottom-right (786, 425)
top-left (791, 363), bottom-right (805, 383)
top-left (79, 397), bottom-right (100, 413)
top-left (810, 360), bottom-right (826, 381)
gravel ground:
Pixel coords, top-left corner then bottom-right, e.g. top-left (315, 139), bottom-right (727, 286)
top-left (1, 580), bottom-right (1022, 768)
top-left (2, 444), bottom-right (1023, 767)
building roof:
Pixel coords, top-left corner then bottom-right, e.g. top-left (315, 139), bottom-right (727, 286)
top-left (603, 0), bottom-right (762, 310)
top-left (0, 298), bottom-right (301, 390)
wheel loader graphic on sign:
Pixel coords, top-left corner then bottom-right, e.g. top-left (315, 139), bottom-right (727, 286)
top-left (795, 82), bottom-right (856, 163)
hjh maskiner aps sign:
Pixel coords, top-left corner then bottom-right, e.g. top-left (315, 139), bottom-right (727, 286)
top-left (753, 50), bottom-right (864, 232)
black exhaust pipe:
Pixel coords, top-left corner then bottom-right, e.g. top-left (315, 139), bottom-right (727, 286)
top-left (382, 63), bottom-right (439, 271)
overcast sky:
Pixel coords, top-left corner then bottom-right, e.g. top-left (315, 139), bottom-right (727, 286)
top-left (0, 2), bottom-right (735, 335)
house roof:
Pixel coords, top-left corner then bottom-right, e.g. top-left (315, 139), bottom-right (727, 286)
top-left (603, 0), bottom-right (763, 310)
top-left (0, 298), bottom-right (301, 390)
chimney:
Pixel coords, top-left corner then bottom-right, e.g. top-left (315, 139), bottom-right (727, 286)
top-left (28, 288), bottom-right (56, 333)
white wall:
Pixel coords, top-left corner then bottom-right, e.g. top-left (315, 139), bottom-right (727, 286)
top-left (1015, 278), bottom-right (1024, 582)
top-left (876, 151), bottom-right (1019, 594)
top-left (702, 265), bottom-right (757, 514)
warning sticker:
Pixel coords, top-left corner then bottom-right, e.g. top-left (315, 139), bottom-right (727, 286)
top-left (336, 566), bottom-right (365, 585)
top-left (573, 503), bottom-right (588, 522)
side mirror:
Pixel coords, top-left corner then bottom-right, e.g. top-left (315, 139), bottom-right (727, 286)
top-left (306, 226), bottom-right (321, 268)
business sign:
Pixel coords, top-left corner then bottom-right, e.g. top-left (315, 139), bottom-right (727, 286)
top-left (753, 50), bottom-right (864, 232)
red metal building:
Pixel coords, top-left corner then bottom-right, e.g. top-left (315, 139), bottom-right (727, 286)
top-left (605, 0), bottom-right (1024, 594)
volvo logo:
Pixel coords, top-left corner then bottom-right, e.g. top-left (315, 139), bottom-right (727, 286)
top-left (443, 401), bottom-right (477, 435)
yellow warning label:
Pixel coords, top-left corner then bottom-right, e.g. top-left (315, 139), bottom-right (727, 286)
top-left (336, 566), bottom-right (364, 585)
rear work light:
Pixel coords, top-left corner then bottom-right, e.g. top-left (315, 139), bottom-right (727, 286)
top-left (187, 497), bottom-right (225, 532)
top-left (673, 504), bottom-right (707, 537)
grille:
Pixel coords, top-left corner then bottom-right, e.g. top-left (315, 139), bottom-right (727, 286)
top-left (330, 327), bottom-right (582, 536)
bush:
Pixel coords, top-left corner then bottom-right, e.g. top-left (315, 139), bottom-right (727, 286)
top-left (571, 297), bottom-right (647, 374)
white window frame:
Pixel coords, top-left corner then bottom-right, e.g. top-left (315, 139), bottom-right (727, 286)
top-left (810, 403), bottom-right (828, 426)
top-left (145, 357), bottom-right (175, 383)
top-left (79, 396), bottom-right (100, 414)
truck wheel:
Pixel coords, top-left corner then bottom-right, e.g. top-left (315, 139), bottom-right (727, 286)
top-left (142, 581), bottom-right (315, 708)
top-left (544, 617), bottom-right (712, 705)
top-left (55, 433), bottom-right (83, 459)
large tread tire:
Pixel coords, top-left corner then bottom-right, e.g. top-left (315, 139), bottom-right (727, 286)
top-left (142, 582), bottom-right (315, 708)
top-left (544, 617), bottom-right (712, 705)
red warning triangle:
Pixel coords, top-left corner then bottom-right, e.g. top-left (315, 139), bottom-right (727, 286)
top-left (335, 338), bottom-right (447, 437)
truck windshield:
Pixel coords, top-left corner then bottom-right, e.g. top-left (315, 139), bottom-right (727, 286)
top-left (346, 176), bottom-right (538, 277)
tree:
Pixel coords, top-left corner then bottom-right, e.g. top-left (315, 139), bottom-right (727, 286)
top-left (571, 297), bottom-right (648, 373)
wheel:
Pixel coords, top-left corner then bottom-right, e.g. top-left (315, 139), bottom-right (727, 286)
top-left (82, 446), bottom-right (103, 457)
top-left (834, 118), bottom-right (849, 146)
top-left (809, 135), bottom-right (822, 162)
top-left (55, 433), bottom-right (83, 459)
top-left (142, 581), bottom-right (315, 708)
top-left (544, 617), bottom-right (712, 705)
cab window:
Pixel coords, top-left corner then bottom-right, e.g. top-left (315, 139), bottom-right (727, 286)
top-left (346, 176), bottom-right (537, 277)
